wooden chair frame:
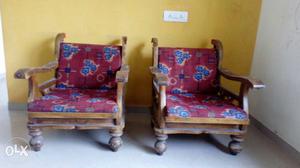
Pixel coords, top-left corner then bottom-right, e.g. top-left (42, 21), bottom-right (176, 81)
top-left (150, 38), bottom-right (265, 155)
top-left (14, 33), bottom-right (129, 152)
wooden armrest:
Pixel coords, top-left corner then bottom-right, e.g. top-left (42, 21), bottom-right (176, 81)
top-left (220, 68), bottom-right (265, 89)
top-left (39, 78), bottom-right (57, 95)
top-left (15, 61), bottom-right (58, 79)
top-left (116, 65), bottom-right (130, 83)
top-left (149, 66), bottom-right (168, 86)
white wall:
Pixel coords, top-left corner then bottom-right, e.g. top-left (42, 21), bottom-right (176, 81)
top-left (0, 13), bottom-right (5, 75)
top-left (250, 0), bottom-right (300, 152)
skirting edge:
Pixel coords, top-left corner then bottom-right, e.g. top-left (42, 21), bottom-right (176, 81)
top-left (250, 115), bottom-right (300, 163)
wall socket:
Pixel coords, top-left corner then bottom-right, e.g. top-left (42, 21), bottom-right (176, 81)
top-left (163, 10), bottom-right (188, 22)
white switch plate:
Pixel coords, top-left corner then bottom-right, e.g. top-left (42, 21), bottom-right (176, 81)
top-left (164, 10), bottom-right (188, 22)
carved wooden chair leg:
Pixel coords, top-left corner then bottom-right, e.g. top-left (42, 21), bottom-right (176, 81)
top-left (154, 133), bottom-right (168, 155)
top-left (28, 127), bottom-right (43, 152)
top-left (228, 135), bottom-right (244, 155)
top-left (109, 129), bottom-right (123, 152)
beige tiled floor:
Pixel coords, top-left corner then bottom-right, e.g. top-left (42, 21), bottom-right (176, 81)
top-left (0, 76), bottom-right (299, 168)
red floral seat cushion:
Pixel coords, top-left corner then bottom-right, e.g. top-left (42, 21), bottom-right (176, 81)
top-left (158, 47), bottom-right (218, 94)
top-left (28, 89), bottom-right (118, 113)
top-left (56, 43), bottom-right (122, 90)
top-left (166, 93), bottom-right (248, 120)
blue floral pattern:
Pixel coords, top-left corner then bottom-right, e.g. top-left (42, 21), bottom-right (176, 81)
top-left (80, 59), bottom-right (99, 76)
top-left (104, 47), bottom-right (120, 62)
top-left (28, 89), bottom-right (119, 113)
top-left (174, 50), bottom-right (191, 66)
top-left (167, 95), bottom-right (179, 101)
top-left (193, 65), bottom-right (211, 81)
top-left (65, 107), bottom-right (77, 112)
top-left (222, 109), bottom-right (247, 120)
top-left (168, 106), bottom-right (190, 118)
top-left (87, 98), bottom-right (103, 103)
top-left (158, 63), bottom-right (170, 75)
top-left (99, 84), bottom-right (113, 91)
top-left (158, 47), bottom-right (218, 94)
top-left (62, 44), bottom-right (79, 60)
top-left (181, 93), bottom-right (195, 98)
top-left (165, 93), bottom-right (248, 121)
top-left (41, 95), bottom-right (60, 100)
top-left (56, 83), bottom-right (68, 89)
top-left (52, 105), bottom-right (77, 112)
top-left (57, 43), bottom-right (122, 90)
top-left (171, 88), bottom-right (187, 94)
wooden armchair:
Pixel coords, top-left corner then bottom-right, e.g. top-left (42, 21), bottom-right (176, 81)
top-left (150, 38), bottom-right (265, 155)
top-left (14, 33), bottom-right (129, 152)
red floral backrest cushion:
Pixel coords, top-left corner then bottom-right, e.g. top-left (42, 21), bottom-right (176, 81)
top-left (158, 47), bottom-right (218, 94)
top-left (55, 43), bottom-right (122, 90)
